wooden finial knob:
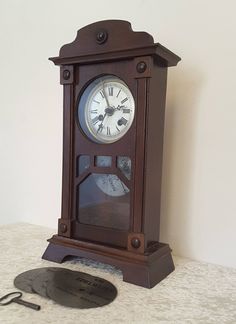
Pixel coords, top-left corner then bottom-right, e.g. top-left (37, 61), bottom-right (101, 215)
top-left (131, 237), bottom-right (141, 248)
top-left (96, 30), bottom-right (108, 44)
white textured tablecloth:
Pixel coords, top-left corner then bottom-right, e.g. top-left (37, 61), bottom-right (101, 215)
top-left (0, 223), bottom-right (236, 324)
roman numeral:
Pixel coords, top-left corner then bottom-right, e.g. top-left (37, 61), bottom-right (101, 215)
top-left (93, 99), bottom-right (100, 104)
top-left (100, 90), bottom-right (105, 98)
top-left (123, 108), bottom-right (130, 113)
top-left (90, 109), bottom-right (98, 114)
top-left (116, 126), bottom-right (120, 132)
top-left (121, 97), bottom-right (128, 104)
top-left (116, 89), bottom-right (121, 98)
top-left (107, 126), bottom-right (111, 135)
top-left (108, 87), bottom-right (113, 96)
top-left (92, 116), bottom-right (99, 125)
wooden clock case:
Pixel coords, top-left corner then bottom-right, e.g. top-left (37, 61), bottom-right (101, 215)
top-left (42, 20), bottom-right (181, 288)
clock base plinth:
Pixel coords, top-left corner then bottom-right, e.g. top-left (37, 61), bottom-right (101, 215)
top-left (42, 235), bottom-right (174, 288)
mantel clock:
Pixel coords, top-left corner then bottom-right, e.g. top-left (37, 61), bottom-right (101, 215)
top-left (42, 20), bottom-right (181, 288)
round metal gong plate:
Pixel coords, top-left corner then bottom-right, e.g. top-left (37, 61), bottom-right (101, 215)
top-left (14, 267), bottom-right (71, 294)
top-left (32, 268), bottom-right (74, 298)
top-left (14, 267), bottom-right (61, 293)
top-left (47, 271), bottom-right (117, 308)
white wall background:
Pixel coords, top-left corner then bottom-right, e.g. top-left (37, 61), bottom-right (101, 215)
top-left (0, 0), bottom-right (236, 268)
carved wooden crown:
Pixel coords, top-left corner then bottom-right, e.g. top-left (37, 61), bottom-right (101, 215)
top-left (50, 20), bottom-right (181, 67)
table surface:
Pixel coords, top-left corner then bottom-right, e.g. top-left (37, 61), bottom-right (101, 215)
top-left (0, 223), bottom-right (236, 324)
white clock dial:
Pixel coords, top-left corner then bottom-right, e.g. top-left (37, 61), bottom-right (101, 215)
top-left (78, 75), bottom-right (135, 144)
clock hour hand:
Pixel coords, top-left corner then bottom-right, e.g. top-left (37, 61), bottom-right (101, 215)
top-left (97, 123), bottom-right (104, 133)
top-left (96, 111), bottom-right (107, 133)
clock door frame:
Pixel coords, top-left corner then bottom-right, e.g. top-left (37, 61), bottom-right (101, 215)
top-left (59, 59), bottom-right (149, 248)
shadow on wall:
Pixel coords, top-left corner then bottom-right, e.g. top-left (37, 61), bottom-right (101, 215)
top-left (160, 66), bottom-right (204, 257)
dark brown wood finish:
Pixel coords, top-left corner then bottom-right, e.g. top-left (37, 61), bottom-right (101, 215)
top-left (58, 65), bottom-right (75, 238)
top-left (43, 235), bottom-right (174, 288)
top-left (72, 60), bottom-right (136, 247)
top-left (143, 64), bottom-right (168, 246)
top-left (43, 20), bottom-right (181, 288)
top-left (133, 77), bottom-right (147, 234)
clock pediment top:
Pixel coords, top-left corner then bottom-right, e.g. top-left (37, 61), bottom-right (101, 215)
top-left (50, 20), bottom-right (180, 67)
top-left (60, 20), bottom-right (154, 57)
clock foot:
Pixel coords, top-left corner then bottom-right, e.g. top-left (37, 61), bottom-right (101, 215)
top-left (42, 235), bottom-right (174, 288)
top-left (122, 250), bottom-right (175, 288)
top-left (42, 242), bottom-right (66, 263)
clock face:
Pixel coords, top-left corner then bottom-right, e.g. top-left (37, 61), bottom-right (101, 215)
top-left (78, 75), bottom-right (135, 143)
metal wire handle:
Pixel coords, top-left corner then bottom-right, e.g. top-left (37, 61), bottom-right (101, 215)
top-left (0, 292), bottom-right (22, 305)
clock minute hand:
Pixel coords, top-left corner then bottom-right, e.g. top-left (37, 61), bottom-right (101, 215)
top-left (102, 82), bottom-right (110, 108)
top-left (114, 105), bottom-right (125, 111)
